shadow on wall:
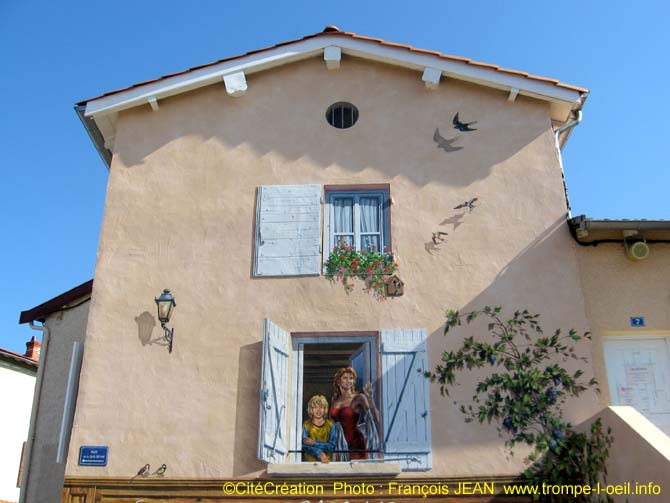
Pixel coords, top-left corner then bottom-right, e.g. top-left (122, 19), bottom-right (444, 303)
top-left (135, 311), bottom-right (172, 350)
top-left (424, 215), bottom-right (599, 453)
top-left (232, 341), bottom-right (265, 476)
top-left (113, 58), bottom-right (551, 188)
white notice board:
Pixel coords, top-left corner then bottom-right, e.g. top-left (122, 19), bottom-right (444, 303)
top-left (603, 336), bottom-right (670, 435)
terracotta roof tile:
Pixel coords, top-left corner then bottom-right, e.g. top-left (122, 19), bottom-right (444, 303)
top-left (79, 29), bottom-right (588, 106)
top-left (497, 68), bottom-right (529, 77)
top-left (468, 60), bottom-right (499, 70)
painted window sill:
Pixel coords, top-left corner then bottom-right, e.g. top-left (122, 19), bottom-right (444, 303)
top-left (267, 461), bottom-right (402, 477)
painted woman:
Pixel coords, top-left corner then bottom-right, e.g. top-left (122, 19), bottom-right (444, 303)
top-left (330, 366), bottom-right (381, 460)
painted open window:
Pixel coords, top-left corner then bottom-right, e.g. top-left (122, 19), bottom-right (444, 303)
top-left (258, 320), bottom-right (432, 471)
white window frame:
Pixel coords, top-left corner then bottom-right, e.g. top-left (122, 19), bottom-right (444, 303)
top-left (324, 189), bottom-right (390, 255)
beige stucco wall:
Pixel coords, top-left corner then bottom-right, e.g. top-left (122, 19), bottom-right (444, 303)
top-left (0, 358), bottom-right (35, 502)
top-left (576, 242), bottom-right (670, 407)
top-left (23, 301), bottom-right (89, 503)
top-left (578, 407), bottom-right (670, 503)
top-left (67, 56), bottom-right (598, 479)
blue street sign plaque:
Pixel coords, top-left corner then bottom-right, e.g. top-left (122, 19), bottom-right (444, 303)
top-left (79, 446), bottom-right (108, 466)
top-left (630, 317), bottom-right (645, 327)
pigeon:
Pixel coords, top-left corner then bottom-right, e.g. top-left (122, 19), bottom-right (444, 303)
top-left (433, 128), bottom-right (463, 152)
top-left (152, 463), bottom-right (167, 476)
top-left (453, 198), bottom-right (479, 212)
top-left (452, 113), bottom-right (477, 132)
top-left (134, 464), bottom-right (150, 478)
top-left (432, 231), bottom-right (448, 244)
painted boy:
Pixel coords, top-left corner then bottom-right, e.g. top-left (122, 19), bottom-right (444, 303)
top-left (302, 394), bottom-right (337, 463)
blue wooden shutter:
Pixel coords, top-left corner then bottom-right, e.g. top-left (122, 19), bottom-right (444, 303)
top-left (381, 328), bottom-right (432, 471)
top-left (258, 319), bottom-right (290, 463)
top-left (254, 185), bottom-right (322, 276)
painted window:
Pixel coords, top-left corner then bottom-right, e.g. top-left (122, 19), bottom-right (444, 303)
top-left (325, 189), bottom-right (391, 254)
top-left (253, 185), bottom-right (391, 277)
top-left (258, 319), bottom-right (431, 471)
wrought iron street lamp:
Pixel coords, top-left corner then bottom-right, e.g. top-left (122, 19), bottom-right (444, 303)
top-left (155, 289), bottom-right (176, 353)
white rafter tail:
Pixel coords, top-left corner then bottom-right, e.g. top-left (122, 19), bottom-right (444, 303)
top-left (508, 87), bottom-right (520, 102)
top-left (324, 46), bottom-right (341, 70)
top-left (422, 67), bottom-right (442, 89)
top-left (223, 71), bottom-right (247, 97)
top-left (148, 97), bottom-right (159, 111)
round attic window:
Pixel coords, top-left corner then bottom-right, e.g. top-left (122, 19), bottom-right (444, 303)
top-left (326, 102), bottom-right (359, 129)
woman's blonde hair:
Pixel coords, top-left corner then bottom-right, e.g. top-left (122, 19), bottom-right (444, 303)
top-left (307, 395), bottom-right (329, 416)
top-left (332, 366), bottom-right (358, 402)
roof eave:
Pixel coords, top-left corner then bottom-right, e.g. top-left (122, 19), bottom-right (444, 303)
top-left (83, 35), bottom-right (585, 118)
top-left (568, 215), bottom-right (670, 244)
top-left (19, 279), bottom-right (94, 324)
top-left (77, 31), bottom-right (588, 168)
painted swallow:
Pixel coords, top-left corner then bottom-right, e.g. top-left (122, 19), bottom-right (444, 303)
top-left (453, 198), bottom-right (479, 212)
top-left (432, 231), bottom-right (448, 244)
top-left (433, 128), bottom-right (463, 152)
top-left (452, 113), bottom-right (477, 132)
top-left (152, 463), bottom-right (167, 476)
top-left (134, 464), bottom-right (150, 478)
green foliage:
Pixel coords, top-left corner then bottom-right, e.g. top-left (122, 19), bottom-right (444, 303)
top-left (324, 241), bottom-right (398, 298)
top-left (525, 418), bottom-right (614, 502)
top-left (427, 307), bottom-right (613, 502)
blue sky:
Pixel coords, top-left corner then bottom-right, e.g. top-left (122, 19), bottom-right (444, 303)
top-left (1, 0), bottom-right (668, 353)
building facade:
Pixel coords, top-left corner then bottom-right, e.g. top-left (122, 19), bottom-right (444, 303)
top-left (19, 27), bottom-right (670, 503)
top-left (0, 340), bottom-right (39, 502)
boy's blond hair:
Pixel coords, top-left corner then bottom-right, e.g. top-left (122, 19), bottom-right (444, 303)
top-left (307, 394), bottom-right (329, 416)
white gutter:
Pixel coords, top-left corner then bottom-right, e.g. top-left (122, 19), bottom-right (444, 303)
top-left (554, 110), bottom-right (583, 218)
top-left (20, 321), bottom-right (50, 503)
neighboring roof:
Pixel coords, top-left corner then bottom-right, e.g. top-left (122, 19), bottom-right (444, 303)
top-left (0, 347), bottom-right (38, 369)
top-left (78, 26), bottom-right (588, 169)
top-left (568, 215), bottom-right (670, 245)
top-left (19, 279), bottom-right (93, 324)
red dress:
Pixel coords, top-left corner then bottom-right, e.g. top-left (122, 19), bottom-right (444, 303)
top-left (330, 405), bottom-right (368, 459)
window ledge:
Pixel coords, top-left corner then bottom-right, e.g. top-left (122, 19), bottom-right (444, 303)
top-left (267, 462), bottom-right (402, 477)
